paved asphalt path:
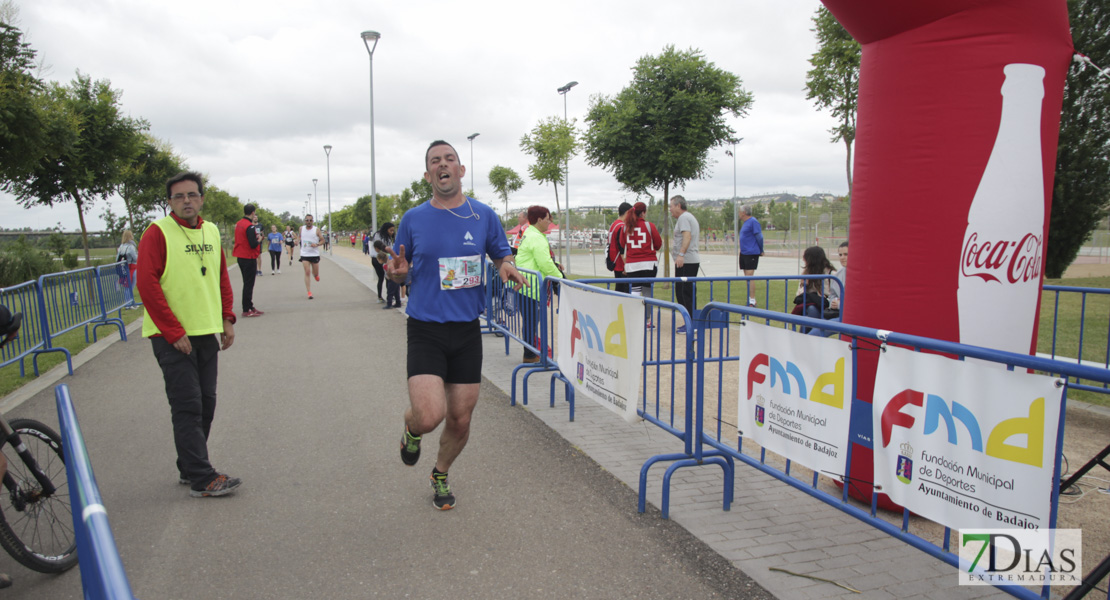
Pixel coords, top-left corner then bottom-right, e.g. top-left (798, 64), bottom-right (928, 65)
top-left (0, 258), bottom-right (774, 599)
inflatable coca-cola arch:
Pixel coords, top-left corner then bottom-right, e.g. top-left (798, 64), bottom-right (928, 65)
top-left (819, 0), bottom-right (1074, 506)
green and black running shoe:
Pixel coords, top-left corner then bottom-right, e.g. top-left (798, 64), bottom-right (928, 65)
top-left (400, 427), bottom-right (421, 466)
top-left (430, 471), bottom-right (455, 511)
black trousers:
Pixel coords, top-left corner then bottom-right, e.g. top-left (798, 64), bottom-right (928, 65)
top-left (614, 271), bottom-right (630, 295)
top-left (522, 294), bottom-right (542, 360)
top-left (674, 262), bottom-right (699, 319)
top-left (371, 258), bottom-right (386, 299)
top-left (236, 257), bottom-right (256, 312)
top-left (269, 250), bottom-right (281, 271)
top-left (151, 335), bottom-right (220, 489)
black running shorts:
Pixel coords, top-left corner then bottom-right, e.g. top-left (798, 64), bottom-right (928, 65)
top-left (299, 256), bottom-right (320, 264)
top-left (406, 318), bottom-right (482, 384)
top-left (739, 254), bottom-right (760, 271)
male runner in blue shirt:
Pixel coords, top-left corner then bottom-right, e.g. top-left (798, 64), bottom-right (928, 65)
top-left (388, 140), bottom-right (526, 510)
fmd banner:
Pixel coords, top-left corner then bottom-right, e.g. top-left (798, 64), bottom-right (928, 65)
top-left (737, 321), bottom-right (853, 477)
top-left (557, 286), bottom-right (645, 423)
top-left (873, 346), bottom-right (1063, 531)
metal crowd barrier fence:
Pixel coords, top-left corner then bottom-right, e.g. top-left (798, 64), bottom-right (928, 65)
top-left (0, 261), bottom-right (133, 378)
top-left (480, 270), bottom-right (1108, 600)
top-left (0, 280), bottom-right (46, 377)
top-left (1041, 285), bottom-right (1110, 395)
top-left (55, 383), bottom-right (136, 600)
top-left (687, 303), bottom-right (1110, 600)
top-left (482, 262), bottom-right (575, 414)
top-left (96, 262), bottom-right (139, 319)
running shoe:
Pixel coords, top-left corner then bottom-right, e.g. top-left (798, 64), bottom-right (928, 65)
top-left (676, 325), bottom-right (687, 334)
top-left (400, 427), bottom-right (421, 466)
top-left (308, 293), bottom-right (314, 300)
top-left (314, 275), bottom-right (320, 282)
top-left (430, 470), bottom-right (455, 510)
top-left (277, 269), bottom-right (281, 274)
top-left (190, 473), bottom-right (242, 498)
top-left (242, 310), bottom-right (259, 318)
top-left (251, 309), bottom-right (265, 316)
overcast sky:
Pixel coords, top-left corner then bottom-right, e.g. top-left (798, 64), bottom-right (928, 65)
top-left (3, 0), bottom-right (847, 231)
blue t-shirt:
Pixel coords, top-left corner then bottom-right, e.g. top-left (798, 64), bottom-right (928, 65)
top-left (740, 217), bottom-right (764, 255)
top-left (394, 197), bottom-right (511, 323)
top-left (267, 232), bottom-right (284, 252)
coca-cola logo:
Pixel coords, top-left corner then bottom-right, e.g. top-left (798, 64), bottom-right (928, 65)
top-left (960, 232), bottom-right (1042, 284)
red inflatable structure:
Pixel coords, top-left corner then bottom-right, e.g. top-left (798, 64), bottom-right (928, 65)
top-left (820, 0), bottom-right (1074, 506)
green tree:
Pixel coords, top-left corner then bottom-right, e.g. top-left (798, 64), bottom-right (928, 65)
top-left (45, 231), bottom-right (68, 258)
top-left (805, 6), bottom-right (860, 196)
top-left (584, 45), bottom-right (753, 276)
top-left (200, 184), bottom-right (243, 228)
top-left (1045, 0), bottom-right (1110, 278)
top-left (99, 206), bottom-right (127, 242)
top-left (119, 135), bottom-right (186, 231)
top-left (768, 200), bottom-right (792, 234)
top-left (750, 202), bottom-right (767, 223)
top-left (0, 20), bottom-right (47, 185)
top-left (488, 165), bottom-right (524, 217)
top-left (520, 116), bottom-right (578, 223)
top-left (5, 74), bottom-right (147, 265)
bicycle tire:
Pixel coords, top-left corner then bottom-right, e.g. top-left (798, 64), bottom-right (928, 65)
top-left (0, 418), bottom-right (78, 573)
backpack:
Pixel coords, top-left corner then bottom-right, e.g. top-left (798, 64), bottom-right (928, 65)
top-left (604, 226), bottom-right (622, 272)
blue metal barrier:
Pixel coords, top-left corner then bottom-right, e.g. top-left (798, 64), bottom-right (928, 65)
top-left (33, 267), bottom-right (126, 375)
top-left (0, 281), bottom-right (48, 377)
top-left (691, 302), bottom-right (1110, 600)
top-left (97, 261), bottom-right (138, 317)
top-left (1042, 285), bottom-right (1109, 396)
top-left (55, 384), bottom-right (136, 600)
top-left (482, 262), bottom-right (574, 414)
top-left (486, 271), bottom-right (1107, 600)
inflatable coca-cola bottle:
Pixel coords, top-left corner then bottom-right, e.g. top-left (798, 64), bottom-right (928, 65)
top-left (957, 64), bottom-right (1045, 356)
top-left (820, 0), bottom-right (1072, 510)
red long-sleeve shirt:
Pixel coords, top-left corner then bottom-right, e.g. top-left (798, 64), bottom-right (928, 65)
top-left (621, 218), bottom-right (662, 272)
top-left (137, 213), bottom-right (236, 344)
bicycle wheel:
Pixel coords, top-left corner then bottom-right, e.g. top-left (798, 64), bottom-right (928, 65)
top-left (0, 418), bottom-right (77, 573)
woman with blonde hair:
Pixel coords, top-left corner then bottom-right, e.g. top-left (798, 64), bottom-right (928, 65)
top-left (117, 230), bottom-right (139, 307)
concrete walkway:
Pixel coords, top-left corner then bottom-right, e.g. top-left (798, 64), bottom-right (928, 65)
top-left (322, 245), bottom-right (1007, 600)
top-left (0, 244), bottom-right (1011, 599)
top-left (0, 250), bottom-right (769, 600)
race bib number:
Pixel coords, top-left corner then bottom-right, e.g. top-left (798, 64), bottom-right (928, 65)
top-left (439, 255), bottom-right (482, 290)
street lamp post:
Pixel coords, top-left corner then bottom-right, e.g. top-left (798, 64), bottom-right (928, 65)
top-left (557, 80), bottom-right (577, 271)
top-left (307, 194), bottom-right (312, 218)
top-left (467, 132), bottom-right (480, 196)
top-left (728, 138), bottom-right (743, 275)
top-left (312, 178), bottom-right (318, 220)
top-left (362, 30), bottom-right (381, 234)
top-left (324, 145), bottom-right (332, 255)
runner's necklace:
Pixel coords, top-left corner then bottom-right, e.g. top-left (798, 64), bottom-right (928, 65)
top-left (432, 196), bottom-right (480, 220)
top-left (173, 219), bottom-right (207, 276)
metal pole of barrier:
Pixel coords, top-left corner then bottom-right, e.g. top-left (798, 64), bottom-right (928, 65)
top-left (56, 384), bottom-right (136, 600)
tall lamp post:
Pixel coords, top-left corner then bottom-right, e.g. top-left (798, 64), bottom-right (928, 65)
top-left (307, 194), bottom-right (312, 218)
top-left (312, 178), bottom-right (318, 220)
top-left (557, 80), bottom-right (577, 271)
top-left (727, 138), bottom-right (743, 275)
top-left (361, 30), bottom-right (381, 234)
top-left (466, 132), bottom-right (480, 196)
top-left (324, 145), bottom-right (333, 254)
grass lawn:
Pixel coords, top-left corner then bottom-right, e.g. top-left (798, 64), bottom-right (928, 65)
top-left (0, 307), bottom-right (143, 399)
top-left (567, 272), bottom-right (1110, 407)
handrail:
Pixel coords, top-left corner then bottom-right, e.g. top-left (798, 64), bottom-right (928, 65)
top-left (55, 383), bottom-right (136, 600)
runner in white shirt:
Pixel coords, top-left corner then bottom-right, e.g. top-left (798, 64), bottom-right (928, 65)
top-left (299, 215), bottom-right (322, 299)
